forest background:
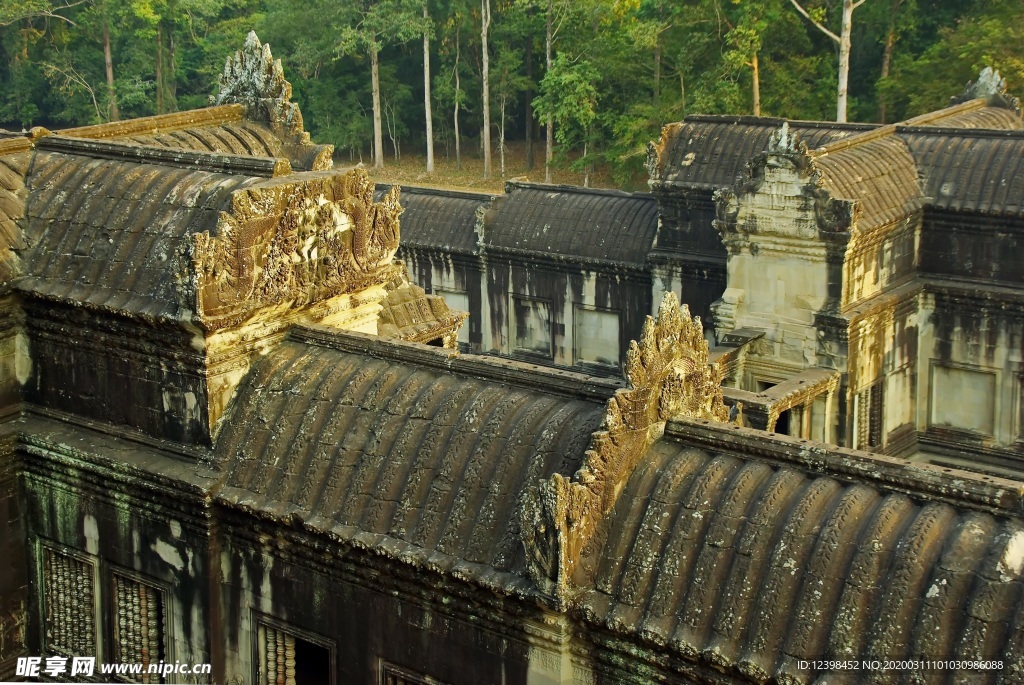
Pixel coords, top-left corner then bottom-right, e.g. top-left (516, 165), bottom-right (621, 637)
top-left (1, 0), bottom-right (1022, 190)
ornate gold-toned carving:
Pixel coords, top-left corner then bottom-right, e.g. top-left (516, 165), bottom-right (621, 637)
top-left (191, 168), bottom-right (402, 329)
top-left (522, 293), bottom-right (728, 600)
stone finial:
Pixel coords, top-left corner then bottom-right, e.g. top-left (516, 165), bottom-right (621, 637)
top-left (767, 121), bottom-right (804, 156)
top-left (214, 31), bottom-right (305, 140)
top-left (951, 67), bottom-right (1021, 113)
top-left (644, 141), bottom-right (659, 181)
top-left (521, 293), bottom-right (728, 601)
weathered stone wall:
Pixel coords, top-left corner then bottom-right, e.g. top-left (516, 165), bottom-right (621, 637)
top-left (648, 190), bottom-right (728, 328)
top-left (914, 288), bottom-right (1024, 472)
top-left (482, 257), bottom-right (650, 375)
top-left (23, 301), bottom-right (211, 444)
top-left (0, 296), bottom-right (27, 411)
top-left (215, 513), bottom-right (547, 685)
top-left (18, 431), bottom-right (214, 671)
top-left (402, 246), bottom-right (650, 375)
top-left (0, 435), bottom-right (27, 680)
top-left (399, 248), bottom-right (483, 351)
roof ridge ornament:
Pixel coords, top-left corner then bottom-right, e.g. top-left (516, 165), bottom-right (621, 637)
top-left (768, 121), bottom-right (804, 156)
top-left (214, 31), bottom-right (306, 141)
top-left (951, 67), bottom-right (1021, 114)
top-left (521, 293), bottom-right (727, 603)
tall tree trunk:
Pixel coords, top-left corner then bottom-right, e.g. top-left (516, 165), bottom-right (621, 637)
top-left (481, 0), bottom-right (492, 179)
top-left (155, 26), bottom-right (164, 114)
top-left (167, 24), bottom-right (175, 110)
top-left (525, 39), bottom-right (534, 171)
top-left (679, 68), bottom-right (686, 113)
top-left (544, 0), bottom-right (553, 184)
top-left (500, 95), bottom-right (506, 178)
top-left (371, 47), bottom-right (384, 168)
top-left (836, 0), bottom-right (854, 122)
top-left (751, 52), bottom-right (760, 116)
top-left (790, 0), bottom-right (861, 122)
top-left (878, 0), bottom-right (899, 123)
top-left (582, 139), bottom-right (589, 188)
top-left (454, 35), bottom-right (462, 171)
top-left (423, 2), bottom-right (434, 173)
top-left (102, 21), bottom-right (119, 121)
top-left (653, 38), bottom-right (661, 102)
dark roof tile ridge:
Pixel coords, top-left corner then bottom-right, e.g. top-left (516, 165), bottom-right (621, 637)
top-left (666, 417), bottom-right (1024, 517)
top-left (290, 324), bottom-right (623, 402)
top-left (36, 134), bottom-right (290, 177)
top-left (56, 104), bottom-right (244, 140)
top-left (504, 179), bottom-right (651, 199)
top-left (897, 125), bottom-right (1024, 139)
top-left (682, 113), bottom-right (878, 131)
top-left (814, 99), bottom-right (994, 156)
top-left (376, 182), bottom-right (495, 201)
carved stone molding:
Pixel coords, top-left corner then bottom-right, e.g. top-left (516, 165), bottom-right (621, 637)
top-left (191, 169), bottom-right (402, 329)
top-left (522, 293), bottom-right (728, 601)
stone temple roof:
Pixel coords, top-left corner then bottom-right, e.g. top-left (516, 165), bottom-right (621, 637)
top-left (903, 129), bottom-right (1024, 217)
top-left (378, 185), bottom-right (489, 255)
top-left (580, 425), bottom-right (1024, 681)
top-left (0, 138), bottom-right (30, 286)
top-left (57, 105), bottom-right (333, 173)
top-left (812, 134), bottom-right (925, 230)
top-left (20, 147), bottom-right (257, 320)
top-left (389, 181), bottom-right (660, 268)
top-left (377, 273), bottom-right (468, 345)
top-left (0, 33), bottom-right (425, 329)
top-left (214, 326), bottom-right (617, 587)
top-left (485, 182), bottom-right (659, 266)
top-left (210, 312), bottom-right (1024, 681)
top-left (652, 116), bottom-right (877, 189)
top-left (658, 79), bottom-right (1024, 233)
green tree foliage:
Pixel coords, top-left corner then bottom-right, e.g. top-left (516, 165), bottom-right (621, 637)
top-left (1, 0), bottom-right (1020, 186)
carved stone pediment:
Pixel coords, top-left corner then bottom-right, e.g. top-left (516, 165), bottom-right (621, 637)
top-left (522, 293), bottom-right (728, 601)
top-left (191, 169), bottom-right (402, 329)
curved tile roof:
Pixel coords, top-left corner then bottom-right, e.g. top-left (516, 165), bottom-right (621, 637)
top-left (19, 150), bottom-right (254, 319)
top-left (124, 122), bottom-right (285, 159)
top-left (580, 437), bottom-right (1024, 682)
top-left (655, 116), bottom-right (877, 188)
top-left (484, 183), bottom-right (659, 266)
top-left (812, 135), bottom-right (924, 230)
top-left (903, 131), bottom-right (1024, 217)
top-left (916, 106), bottom-right (1022, 130)
top-left (214, 330), bottom-right (610, 579)
top-left (0, 141), bottom-right (30, 286)
top-left (382, 185), bottom-right (488, 254)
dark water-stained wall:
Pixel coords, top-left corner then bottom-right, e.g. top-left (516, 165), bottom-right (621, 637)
top-left (23, 302), bottom-right (210, 445)
top-left (216, 515), bottom-right (536, 685)
top-left (398, 248), bottom-right (484, 352)
top-left (484, 255), bottom-right (652, 374)
top-left (0, 439), bottom-right (26, 679)
top-left (18, 437), bottom-right (214, 671)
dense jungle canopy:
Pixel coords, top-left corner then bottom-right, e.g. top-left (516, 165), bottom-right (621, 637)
top-left (1, 0), bottom-right (1022, 185)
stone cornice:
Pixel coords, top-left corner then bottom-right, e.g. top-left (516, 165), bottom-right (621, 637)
top-left (665, 417), bottom-right (1024, 517)
top-left (35, 135), bottom-right (291, 177)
